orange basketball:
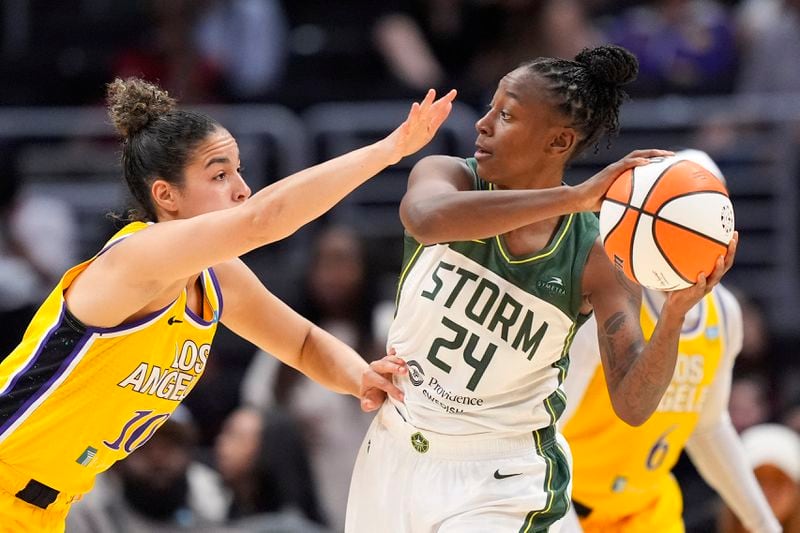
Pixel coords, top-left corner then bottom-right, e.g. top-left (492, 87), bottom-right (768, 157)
top-left (599, 155), bottom-right (735, 291)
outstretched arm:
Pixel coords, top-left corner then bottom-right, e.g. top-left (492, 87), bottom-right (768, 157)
top-left (216, 259), bottom-right (406, 408)
top-left (400, 149), bottom-right (673, 244)
top-left (685, 287), bottom-right (780, 533)
top-left (584, 234), bottom-right (737, 426)
top-left (68, 89), bottom-right (456, 327)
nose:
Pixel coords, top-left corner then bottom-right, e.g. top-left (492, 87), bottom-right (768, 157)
top-left (475, 111), bottom-right (492, 136)
top-left (235, 175), bottom-right (251, 202)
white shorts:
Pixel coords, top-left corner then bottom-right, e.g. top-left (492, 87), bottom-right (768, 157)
top-left (345, 404), bottom-right (572, 533)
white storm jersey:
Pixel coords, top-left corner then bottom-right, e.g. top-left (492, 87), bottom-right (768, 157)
top-left (387, 159), bottom-right (599, 437)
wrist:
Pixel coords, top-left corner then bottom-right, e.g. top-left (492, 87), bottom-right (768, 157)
top-left (657, 303), bottom-right (686, 329)
top-left (373, 136), bottom-right (402, 166)
top-left (567, 184), bottom-right (591, 212)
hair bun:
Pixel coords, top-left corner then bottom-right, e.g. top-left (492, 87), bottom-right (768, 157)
top-left (575, 45), bottom-right (639, 87)
top-left (106, 78), bottom-right (176, 138)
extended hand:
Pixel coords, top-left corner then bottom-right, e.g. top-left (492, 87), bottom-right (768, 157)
top-left (384, 89), bottom-right (457, 165)
top-left (576, 149), bottom-right (675, 212)
top-left (360, 349), bottom-right (408, 412)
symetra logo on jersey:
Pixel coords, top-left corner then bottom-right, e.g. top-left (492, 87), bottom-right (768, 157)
top-left (117, 339), bottom-right (209, 402)
top-left (536, 276), bottom-right (566, 295)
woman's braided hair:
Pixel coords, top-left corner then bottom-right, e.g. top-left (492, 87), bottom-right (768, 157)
top-left (524, 45), bottom-right (638, 158)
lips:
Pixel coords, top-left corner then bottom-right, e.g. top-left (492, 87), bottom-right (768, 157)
top-left (474, 142), bottom-right (492, 160)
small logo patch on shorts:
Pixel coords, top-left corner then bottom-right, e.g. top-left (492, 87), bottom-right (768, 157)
top-left (410, 432), bottom-right (429, 453)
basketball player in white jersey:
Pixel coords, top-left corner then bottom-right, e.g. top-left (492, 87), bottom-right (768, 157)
top-left (346, 47), bottom-right (737, 532)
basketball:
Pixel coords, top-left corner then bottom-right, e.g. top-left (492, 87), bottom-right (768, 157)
top-left (599, 155), bottom-right (735, 291)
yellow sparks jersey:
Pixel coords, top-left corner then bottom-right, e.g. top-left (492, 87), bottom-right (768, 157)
top-left (563, 291), bottom-right (725, 522)
top-left (0, 222), bottom-right (222, 497)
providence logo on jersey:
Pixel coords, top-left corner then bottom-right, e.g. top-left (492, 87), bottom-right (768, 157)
top-left (407, 360), bottom-right (425, 386)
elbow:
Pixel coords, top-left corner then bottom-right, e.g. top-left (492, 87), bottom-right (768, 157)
top-left (618, 410), bottom-right (649, 427)
top-left (241, 193), bottom-right (287, 246)
top-left (400, 202), bottom-right (446, 245)
top-left (609, 394), bottom-right (651, 427)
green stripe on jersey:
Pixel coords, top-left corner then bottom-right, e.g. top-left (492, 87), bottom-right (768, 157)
top-left (519, 428), bottom-right (570, 532)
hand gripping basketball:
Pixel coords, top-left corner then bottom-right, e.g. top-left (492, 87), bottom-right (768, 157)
top-left (599, 154), bottom-right (736, 291)
top-left (574, 150), bottom-right (675, 213)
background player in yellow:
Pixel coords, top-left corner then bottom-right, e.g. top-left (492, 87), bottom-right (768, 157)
top-left (0, 77), bottom-right (455, 532)
top-left (560, 150), bottom-right (779, 533)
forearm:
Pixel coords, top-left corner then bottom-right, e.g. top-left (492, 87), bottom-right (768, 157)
top-left (249, 141), bottom-right (395, 244)
top-left (295, 325), bottom-right (368, 398)
top-left (403, 186), bottom-right (582, 244)
top-left (687, 416), bottom-right (781, 533)
top-left (604, 306), bottom-right (683, 426)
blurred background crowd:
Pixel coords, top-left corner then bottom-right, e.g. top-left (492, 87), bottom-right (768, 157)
top-left (1, 0), bottom-right (800, 532)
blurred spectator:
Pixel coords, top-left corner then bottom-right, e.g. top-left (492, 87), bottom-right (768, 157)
top-left (240, 224), bottom-right (382, 530)
top-left (603, 0), bottom-right (738, 96)
top-left (0, 1), bottom-right (145, 105)
top-left (717, 424), bottom-right (800, 532)
top-left (735, 0), bottom-right (800, 94)
top-left (215, 406), bottom-right (330, 532)
top-left (0, 146), bottom-right (77, 357)
top-left (468, 0), bottom-right (602, 96)
top-left (782, 400), bottom-right (800, 434)
top-left (67, 407), bottom-right (229, 532)
top-left (111, 0), bottom-right (221, 103)
top-left (195, 0), bottom-right (289, 101)
top-left (395, 0), bottom-right (601, 107)
top-left (729, 375), bottom-right (772, 433)
top-left (278, 1), bottom-right (444, 107)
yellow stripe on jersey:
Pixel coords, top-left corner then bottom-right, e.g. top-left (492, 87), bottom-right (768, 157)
top-left (0, 222), bottom-right (222, 497)
top-left (563, 292), bottom-right (724, 522)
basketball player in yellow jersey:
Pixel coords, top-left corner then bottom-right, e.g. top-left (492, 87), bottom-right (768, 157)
top-left (561, 285), bottom-right (779, 533)
top-left (0, 77), bottom-right (456, 532)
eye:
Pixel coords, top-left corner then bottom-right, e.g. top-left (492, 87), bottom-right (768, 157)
top-left (499, 110), bottom-right (511, 121)
top-left (237, 165), bottom-right (245, 175)
top-left (214, 172), bottom-right (227, 181)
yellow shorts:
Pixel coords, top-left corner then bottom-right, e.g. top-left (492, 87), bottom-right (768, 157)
top-left (578, 477), bottom-right (684, 533)
top-left (0, 463), bottom-right (76, 533)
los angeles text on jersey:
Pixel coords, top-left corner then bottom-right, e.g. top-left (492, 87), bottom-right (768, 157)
top-left (117, 339), bottom-right (209, 401)
top-left (656, 353), bottom-right (708, 412)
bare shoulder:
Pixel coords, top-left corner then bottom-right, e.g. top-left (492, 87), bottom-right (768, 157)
top-left (581, 238), bottom-right (614, 295)
top-left (408, 155), bottom-right (474, 191)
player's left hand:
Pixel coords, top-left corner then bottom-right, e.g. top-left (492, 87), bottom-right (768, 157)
top-left (383, 89), bottom-right (458, 165)
top-left (360, 347), bottom-right (408, 412)
top-left (665, 231), bottom-right (738, 314)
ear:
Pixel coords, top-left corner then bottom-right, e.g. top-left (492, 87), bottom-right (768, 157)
top-left (548, 127), bottom-right (577, 156)
top-left (151, 179), bottom-right (179, 214)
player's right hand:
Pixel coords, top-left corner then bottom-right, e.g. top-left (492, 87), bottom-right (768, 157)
top-left (665, 230), bottom-right (738, 315)
top-left (360, 348), bottom-right (408, 412)
top-left (575, 149), bottom-right (674, 212)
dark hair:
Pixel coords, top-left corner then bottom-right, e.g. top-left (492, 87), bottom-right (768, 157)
top-left (523, 45), bottom-right (638, 158)
top-left (106, 78), bottom-right (221, 221)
